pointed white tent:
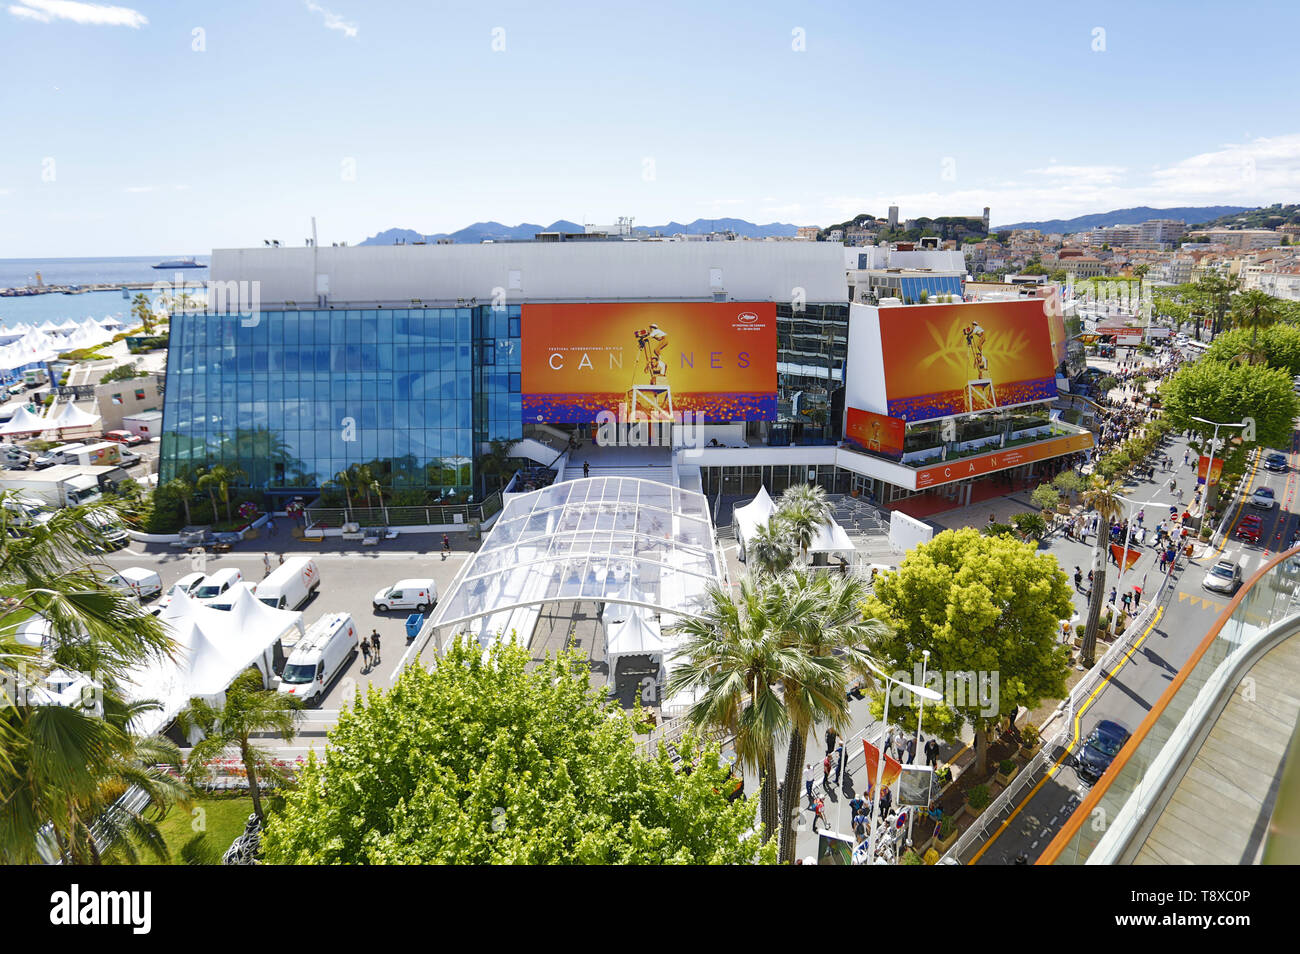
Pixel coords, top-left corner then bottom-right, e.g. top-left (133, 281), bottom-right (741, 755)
top-left (37, 320), bottom-right (61, 333)
top-left (0, 405), bottom-right (51, 436)
top-left (809, 517), bottom-right (855, 554)
top-left (732, 485), bottom-right (776, 556)
top-left (215, 583), bottom-right (306, 645)
top-left (57, 319), bottom-right (80, 334)
top-left (45, 401), bottom-right (101, 430)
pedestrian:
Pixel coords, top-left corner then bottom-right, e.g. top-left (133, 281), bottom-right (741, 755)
top-left (1121, 591), bottom-right (1132, 612)
top-left (583, 460), bottom-right (590, 478)
top-left (879, 785), bottom-right (893, 817)
top-left (1132, 586), bottom-right (1142, 608)
top-left (924, 738), bottom-right (940, 767)
top-left (360, 635), bottom-right (372, 670)
top-left (262, 552), bottom-right (271, 576)
top-left (370, 628), bottom-right (381, 664)
top-left (267, 517), bottom-right (276, 536)
top-left (804, 763), bottom-right (816, 806)
top-left (278, 553), bottom-right (285, 565)
top-left (813, 797), bottom-right (829, 832)
top-left (906, 736), bottom-right (917, 765)
top-left (825, 727), bottom-right (838, 755)
top-left (895, 729), bottom-right (909, 762)
top-left (441, 533), bottom-right (451, 560)
top-left (1074, 566), bottom-right (1083, 591)
top-left (1184, 450), bottom-right (1190, 466)
top-left (833, 744), bottom-right (844, 785)
top-left (1108, 586), bottom-right (1117, 605)
top-left (823, 753), bottom-right (832, 789)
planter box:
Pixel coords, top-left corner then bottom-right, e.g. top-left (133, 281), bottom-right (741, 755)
top-left (935, 825), bottom-right (960, 853)
top-left (995, 765), bottom-right (1018, 786)
top-left (1019, 744), bottom-right (1040, 760)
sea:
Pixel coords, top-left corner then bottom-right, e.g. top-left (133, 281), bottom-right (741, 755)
top-left (0, 255), bottom-right (209, 328)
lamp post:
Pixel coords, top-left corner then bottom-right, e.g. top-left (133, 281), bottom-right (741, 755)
top-left (905, 649), bottom-right (932, 854)
top-left (865, 659), bottom-right (942, 865)
top-left (1190, 416), bottom-right (1248, 532)
top-left (1114, 493), bottom-right (1175, 602)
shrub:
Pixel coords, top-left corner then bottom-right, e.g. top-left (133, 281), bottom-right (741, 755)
top-left (1030, 484), bottom-right (1060, 512)
top-left (937, 815), bottom-right (956, 839)
top-left (101, 363), bottom-right (148, 384)
top-left (1012, 512), bottom-right (1048, 539)
top-left (982, 522), bottom-right (1014, 538)
top-left (901, 848), bottom-right (923, 865)
top-left (966, 784), bottom-right (991, 812)
top-left (1020, 725), bottom-right (1041, 749)
top-left (999, 759), bottom-right (1016, 775)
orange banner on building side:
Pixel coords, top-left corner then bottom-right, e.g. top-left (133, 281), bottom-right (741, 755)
top-left (914, 430), bottom-right (1095, 489)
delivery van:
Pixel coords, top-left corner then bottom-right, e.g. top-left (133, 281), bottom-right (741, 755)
top-left (276, 612), bottom-right (358, 705)
top-left (372, 578), bottom-right (437, 612)
top-left (191, 567), bottom-right (244, 603)
top-left (105, 567), bottom-right (163, 600)
top-left (254, 557), bottom-right (320, 611)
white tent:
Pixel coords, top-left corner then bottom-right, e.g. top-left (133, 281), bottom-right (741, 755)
top-left (732, 486), bottom-right (776, 556)
top-left (0, 405), bottom-right (50, 436)
top-left (809, 517), bottom-right (855, 554)
top-left (98, 315), bottom-right (126, 330)
top-left (37, 321), bottom-right (61, 333)
top-left (605, 608), bottom-right (664, 685)
top-left (45, 401), bottom-right (101, 430)
top-left (124, 589), bottom-right (288, 736)
top-left (219, 583), bottom-right (305, 646)
top-left (57, 319), bottom-right (80, 334)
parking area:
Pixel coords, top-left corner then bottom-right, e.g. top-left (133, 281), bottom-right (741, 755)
top-left (99, 532), bottom-right (477, 707)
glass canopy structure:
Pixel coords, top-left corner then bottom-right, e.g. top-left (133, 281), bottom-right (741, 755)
top-left (431, 477), bottom-right (725, 645)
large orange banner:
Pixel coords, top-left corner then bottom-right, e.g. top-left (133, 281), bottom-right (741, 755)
top-left (521, 302), bottom-right (776, 423)
top-left (879, 299), bottom-right (1058, 422)
top-left (845, 407), bottom-right (906, 459)
top-left (863, 738), bottom-right (903, 791)
top-left (1196, 455), bottom-right (1223, 487)
top-left (914, 430), bottom-right (1094, 489)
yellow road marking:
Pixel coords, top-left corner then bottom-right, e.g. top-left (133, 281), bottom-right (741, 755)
top-left (968, 606), bottom-right (1164, 864)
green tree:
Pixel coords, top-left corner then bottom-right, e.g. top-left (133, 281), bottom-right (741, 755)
top-left (1030, 484), bottom-right (1060, 514)
top-left (771, 570), bottom-right (887, 864)
top-left (1160, 360), bottom-right (1300, 452)
top-left (1051, 469), bottom-right (1085, 502)
top-left (1206, 323), bottom-right (1300, 375)
top-left (775, 483), bottom-right (831, 556)
top-left (746, 519), bottom-right (796, 575)
top-left (864, 528), bottom-right (1073, 775)
top-left (130, 292), bottom-right (155, 335)
top-left (1193, 273), bottom-right (1239, 337)
top-left (161, 475), bottom-right (195, 526)
top-left (195, 468), bottom-right (221, 523)
top-left (1133, 263), bottom-right (1151, 308)
top-left (1079, 480), bottom-right (1123, 668)
top-left (1228, 289), bottom-right (1279, 365)
top-left (262, 638), bottom-right (772, 864)
top-left (332, 468), bottom-right (354, 516)
top-left (179, 669), bottom-right (301, 824)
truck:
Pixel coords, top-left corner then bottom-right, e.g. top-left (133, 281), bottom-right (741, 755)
top-left (64, 441), bottom-right (122, 468)
top-left (253, 557), bottom-right (321, 611)
top-left (0, 464), bottom-right (127, 509)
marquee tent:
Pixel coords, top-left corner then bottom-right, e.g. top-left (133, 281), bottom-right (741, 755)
top-left (45, 401), bottom-right (101, 430)
top-left (809, 517), bottom-right (855, 554)
top-left (0, 405), bottom-right (50, 436)
top-left (732, 485), bottom-right (775, 557)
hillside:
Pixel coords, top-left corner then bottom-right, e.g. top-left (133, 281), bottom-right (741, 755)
top-left (359, 217), bottom-right (797, 244)
top-left (995, 205), bottom-right (1251, 233)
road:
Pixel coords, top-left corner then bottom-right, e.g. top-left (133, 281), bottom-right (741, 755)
top-left (967, 424), bottom-right (1299, 864)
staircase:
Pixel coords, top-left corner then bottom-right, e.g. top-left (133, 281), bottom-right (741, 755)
top-left (565, 463), bottom-right (675, 485)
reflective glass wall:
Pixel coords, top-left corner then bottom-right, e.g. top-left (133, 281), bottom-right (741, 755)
top-left (160, 305), bottom-right (522, 495)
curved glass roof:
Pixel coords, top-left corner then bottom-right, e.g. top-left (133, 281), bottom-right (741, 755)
top-left (432, 477), bottom-right (724, 637)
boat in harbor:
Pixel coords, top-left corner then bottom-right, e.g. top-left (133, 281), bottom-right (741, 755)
top-left (152, 257), bottom-right (207, 269)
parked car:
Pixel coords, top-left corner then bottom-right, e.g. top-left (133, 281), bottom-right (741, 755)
top-left (277, 613), bottom-right (358, 705)
top-left (372, 578), bottom-right (437, 612)
top-left (1203, 559), bottom-right (1243, 594)
top-left (158, 571), bottom-right (207, 610)
top-left (1250, 486), bottom-right (1276, 510)
top-left (1074, 719), bottom-right (1131, 784)
top-left (1236, 515), bottom-right (1263, 544)
top-left (105, 567), bottom-right (162, 600)
top-left (191, 567), bottom-right (244, 603)
top-left (1264, 452), bottom-right (1289, 473)
top-left (103, 429), bottom-right (146, 447)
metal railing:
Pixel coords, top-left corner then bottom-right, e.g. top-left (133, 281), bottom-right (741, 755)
top-left (305, 491), bottom-right (502, 529)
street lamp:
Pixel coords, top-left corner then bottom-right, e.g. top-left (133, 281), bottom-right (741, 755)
top-left (905, 649), bottom-right (932, 854)
top-left (1190, 416), bottom-right (1249, 532)
top-left (864, 659), bottom-right (942, 865)
top-left (1113, 492), bottom-right (1175, 601)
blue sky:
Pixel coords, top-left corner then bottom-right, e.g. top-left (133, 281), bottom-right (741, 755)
top-left (2, 0), bottom-right (1299, 255)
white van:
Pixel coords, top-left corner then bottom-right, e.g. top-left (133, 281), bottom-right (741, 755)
top-left (105, 567), bottom-right (163, 599)
top-left (254, 557), bottom-right (320, 611)
top-left (191, 567), bottom-right (244, 604)
top-left (277, 612), bottom-right (358, 705)
top-left (372, 578), bottom-right (437, 612)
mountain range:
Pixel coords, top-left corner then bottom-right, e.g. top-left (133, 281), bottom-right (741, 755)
top-left (993, 206), bottom-right (1253, 233)
top-left (358, 218), bottom-right (799, 245)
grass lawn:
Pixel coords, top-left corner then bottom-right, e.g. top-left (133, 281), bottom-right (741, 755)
top-left (133, 796), bottom-right (256, 865)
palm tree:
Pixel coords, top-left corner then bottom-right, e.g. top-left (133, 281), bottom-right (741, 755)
top-left (1080, 480), bottom-right (1123, 667)
top-left (773, 570), bottom-right (889, 864)
top-left (195, 468), bottom-right (220, 523)
top-left (666, 578), bottom-right (801, 844)
top-left (209, 463), bottom-right (246, 525)
top-left (354, 464), bottom-right (377, 514)
top-left (130, 293), bottom-right (155, 335)
top-left (776, 483), bottom-right (832, 557)
top-left (746, 519), bottom-right (796, 575)
top-left (333, 469), bottom-right (354, 518)
top-left (1230, 289), bottom-right (1278, 365)
top-left (179, 669), bottom-right (301, 824)
top-left (162, 476), bottom-right (194, 526)
top-left (1133, 264), bottom-right (1150, 316)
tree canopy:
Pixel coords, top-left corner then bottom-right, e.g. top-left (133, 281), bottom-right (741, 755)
top-left (1159, 359), bottom-right (1300, 451)
top-left (262, 639), bottom-right (771, 864)
top-left (1205, 323), bottom-right (1300, 375)
top-left (863, 528), bottom-right (1073, 771)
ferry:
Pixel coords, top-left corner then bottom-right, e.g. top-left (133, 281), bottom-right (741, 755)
top-left (152, 257), bottom-right (207, 269)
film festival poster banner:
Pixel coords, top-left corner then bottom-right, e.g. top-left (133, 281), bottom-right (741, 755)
top-left (863, 738), bottom-right (903, 792)
top-left (878, 298), bottom-right (1058, 423)
top-left (913, 430), bottom-right (1094, 490)
top-left (897, 763), bottom-right (935, 808)
top-left (520, 302), bottom-right (777, 424)
top-left (844, 406), bottom-right (906, 459)
top-left (1197, 455), bottom-right (1224, 487)
top-left (1110, 542), bottom-right (1142, 571)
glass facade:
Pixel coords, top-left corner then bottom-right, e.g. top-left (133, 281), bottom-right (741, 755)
top-left (159, 305), bottom-right (522, 494)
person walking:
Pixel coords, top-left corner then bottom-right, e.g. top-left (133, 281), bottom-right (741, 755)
top-left (583, 460), bottom-right (590, 479)
top-left (895, 729), bottom-right (910, 763)
top-left (812, 797), bottom-right (829, 832)
top-left (278, 553), bottom-right (285, 565)
top-left (267, 517), bottom-right (276, 536)
top-left (825, 726), bottom-right (838, 755)
top-left (1132, 585), bottom-right (1142, 608)
top-left (905, 736), bottom-right (917, 765)
top-left (359, 635), bottom-right (373, 671)
top-left (833, 744), bottom-right (844, 786)
top-left (823, 753), bottom-right (832, 790)
top-left (441, 533), bottom-right (451, 560)
top-left (1121, 591), bottom-right (1132, 613)
top-left (1074, 566), bottom-right (1083, 591)
top-left (804, 762), bottom-right (817, 806)
top-left (1108, 586), bottom-right (1117, 605)
top-left (262, 552), bottom-right (272, 576)
top-left (370, 629), bottom-right (381, 664)
top-left (924, 737), bottom-right (940, 768)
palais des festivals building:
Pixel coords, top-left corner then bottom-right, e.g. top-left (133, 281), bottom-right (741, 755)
top-left (159, 239), bottom-right (1090, 515)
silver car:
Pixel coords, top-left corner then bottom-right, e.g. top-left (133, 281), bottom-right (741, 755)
top-left (1250, 487), bottom-right (1276, 510)
top-left (1203, 559), bottom-right (1242, 594)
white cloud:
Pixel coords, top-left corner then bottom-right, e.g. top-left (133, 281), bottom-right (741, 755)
top-left (1025, 164), bottom-right (1127, 185)
top-left (304, 0), bottom-right (357, 38)
top-left (124, 185), bottom-right (154, 193)
top-left (7, 0), bottom-right (147, 27)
